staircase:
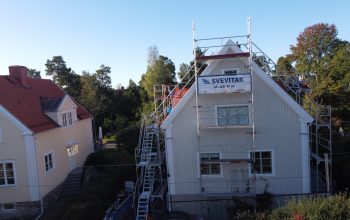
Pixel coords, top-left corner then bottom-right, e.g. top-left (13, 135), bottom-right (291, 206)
top-left (59, 167), bottom-right (83, 197)
top-left (310, 167), bottom-right (328, 193)
top-left (135, 125), bottom-right (159, 220)
top-left (136, 166), bottom-right (156, 219)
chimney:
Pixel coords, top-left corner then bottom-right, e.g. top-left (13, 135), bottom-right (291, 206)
top-left (8, 65), bottom-right (30, 88)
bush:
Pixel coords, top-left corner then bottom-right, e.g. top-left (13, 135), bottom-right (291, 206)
top-left (271, 193), bottom-right (350, 220)
top-left (234, 193), bottom-right (350, 220)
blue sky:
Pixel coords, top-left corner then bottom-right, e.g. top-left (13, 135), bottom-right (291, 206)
top-left (1, 0), bottom-right (349, 87)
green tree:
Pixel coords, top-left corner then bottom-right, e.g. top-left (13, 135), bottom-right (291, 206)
top-left (80, 72), bottom-right (101, 117)
top-left (275, 56), bottom-right (295, 76)
top-left (80, 69), bottom-right (113, 131)
top-left (177, 49), bottom-right (207, 88)
top-left (27, 68), bottom-right (41, 78)
top-left (141, 55), bottom-right (176, 98)
top-left (45, 56), bottom-right (81, 99)
top-left (95, 65), bottom-right (112, 88)
top-left (288, 24), bottom-right (350, 191)
top-left (177, 63), bottom-right (191, 80)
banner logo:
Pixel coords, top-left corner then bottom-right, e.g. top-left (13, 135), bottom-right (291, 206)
top-left (201, 78), bottom-right (211, 85)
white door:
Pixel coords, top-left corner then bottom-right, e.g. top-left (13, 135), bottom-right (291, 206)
top-left (67, 144), bottom-right (79, 171)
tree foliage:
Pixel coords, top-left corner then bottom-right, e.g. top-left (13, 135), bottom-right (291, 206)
top-left (45, 56), bottom-right (81, 99)
top-left (141, 55), bottom-right (176, 98)
top-left (275, 56), bottom-right (295, 76)
top-left (290, 23), bottom-right (339, 76)
top-left (278, 23), bottom-right (350, 111)
top-left (283, 23), bottom-right (350, 191)
top-left (177, 63), bottom-right (191, 80)
top-left (27, 68), bottom-right (41, 78)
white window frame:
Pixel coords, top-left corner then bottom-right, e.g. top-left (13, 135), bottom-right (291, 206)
top-left (215, 104), bottom-right (251, 127)
top-left (248, 149), bottom-right (275, 177)
top-left (222, 68), bottom-right (240, 75)
top-left (61, 111), bottom-right (74, 127)
top-left (44, 152), bottom-right (55, 173)
top-left (1, 203), bottom-right (16, 212)
top-left (200, 152), bottom-right (223, 177)
top-left (0, 160), bottom-right (17, 187)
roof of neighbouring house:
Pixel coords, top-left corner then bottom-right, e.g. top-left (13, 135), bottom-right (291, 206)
top-left (0, 73), bottom-right (91, 133)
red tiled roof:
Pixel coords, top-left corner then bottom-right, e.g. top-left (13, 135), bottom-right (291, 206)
top-left (0, 75), bottom-right (91, 133)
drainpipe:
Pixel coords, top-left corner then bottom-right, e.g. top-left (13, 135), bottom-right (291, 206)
top-left (33, 135), bottom-right (44, 220)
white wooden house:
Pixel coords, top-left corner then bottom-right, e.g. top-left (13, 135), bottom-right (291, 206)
top-left (159, 40), bottom-right (314, 217)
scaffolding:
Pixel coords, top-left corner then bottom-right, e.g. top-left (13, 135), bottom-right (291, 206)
top-left (134, 116), bottom-right (166, 220)
top-left (192, 20), bottom-right (258, 217)
top-left (135, 21), bottom-right (332, 220)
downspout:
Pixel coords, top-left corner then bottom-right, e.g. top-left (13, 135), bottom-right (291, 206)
top-left (33, 135), bottom-right (44, 220)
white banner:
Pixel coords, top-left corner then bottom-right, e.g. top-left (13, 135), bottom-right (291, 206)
top-left (198, 74), bottom-right (251, 94)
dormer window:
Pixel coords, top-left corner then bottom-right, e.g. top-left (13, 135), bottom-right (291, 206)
top-left (41, 95), bottom-right (78, 127)
top-left (68, 112), bottom-right (73, 125)
top-left (62, 111), bottom-right (73, 127)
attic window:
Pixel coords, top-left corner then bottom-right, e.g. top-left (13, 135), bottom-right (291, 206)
top-left (62, 111), bottom-right (73, 127)
top-left (223, 69), bottom-right (239, 75)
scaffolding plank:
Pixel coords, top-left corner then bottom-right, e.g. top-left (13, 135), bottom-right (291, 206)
top-left (196, 52), bottom-right (250, 61)
top-left (201, 159), bottom-right (253, 163)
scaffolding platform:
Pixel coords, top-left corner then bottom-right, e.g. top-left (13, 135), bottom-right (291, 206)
top-left (195, 52), bottom-right (250, 61)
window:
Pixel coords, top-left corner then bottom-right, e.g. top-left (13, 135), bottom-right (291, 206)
top-left (62, 112), bottom-right (73, 127)
top-left (223, 69), bottom-right (239, 75)
top-left (250, 151), bottom-right (273, 175)
top-left (0, 161), bottom-right (16, 186)
top-left (62, 113), bottom-right (67, 127)
top-left (68, 112), bottom-right (73, 125)
top-left (217, 105), bottom-right (249, 126)
top-left (44, 153), bottom-right (54, 172)
top-left (2, 203), bottom-right (15, 211)
top-left (200, 153), bottom-right (221, 175)
top-left (67, 144), bottom-right (79, 156)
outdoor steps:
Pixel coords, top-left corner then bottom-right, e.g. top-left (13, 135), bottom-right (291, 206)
top-left (59, 167), bottom-right (83, 197)
top-left (310, 167), bottom-right (328, 193)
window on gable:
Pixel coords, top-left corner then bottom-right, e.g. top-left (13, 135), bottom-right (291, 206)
top-left (224, 69), bottom-right (239, 75)
top-left (62, 112), bottom-right (73, 127)
top-left (44, 153), bottom-right (54, 172)
top-left (200, 153), bottom-right (221, 175)
top-left (250, 151), bottom-right (273, 175)
top-left (217, 105), bottom-right (249, 126)
top-left (0, 161), bottom-right (16, 186)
